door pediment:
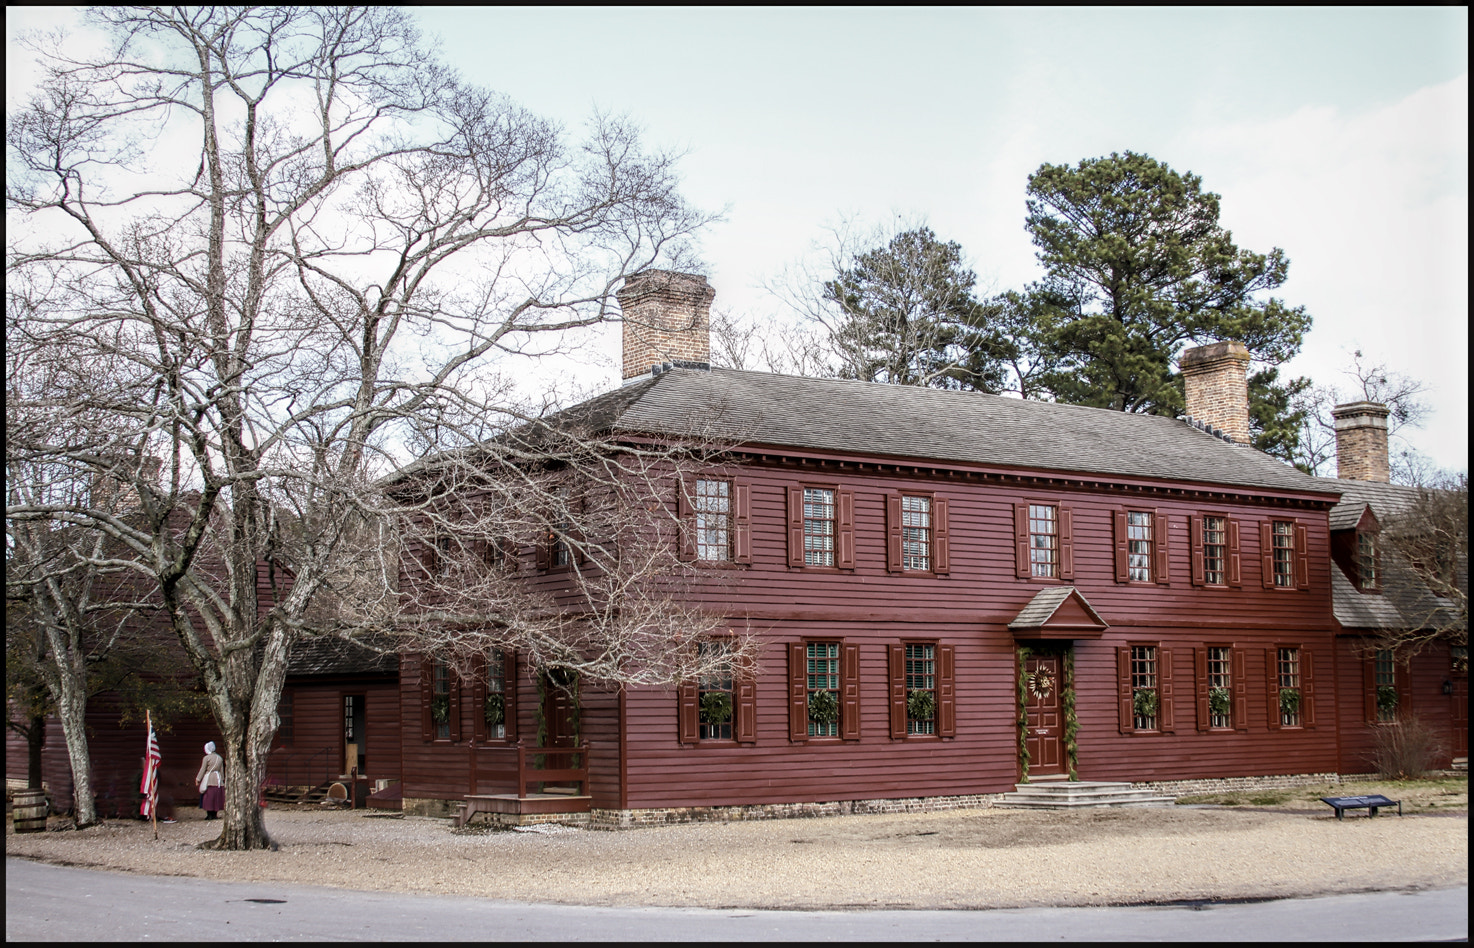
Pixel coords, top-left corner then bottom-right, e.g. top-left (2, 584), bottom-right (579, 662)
top-left (1008, 586), bottom-right (1108, 640)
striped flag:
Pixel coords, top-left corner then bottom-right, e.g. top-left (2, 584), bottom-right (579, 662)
top-left (139, 713), bottom-right (161, 819)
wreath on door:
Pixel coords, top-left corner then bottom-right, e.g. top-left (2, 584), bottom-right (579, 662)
top-left (1027, 671), bottom-right (1054, 700)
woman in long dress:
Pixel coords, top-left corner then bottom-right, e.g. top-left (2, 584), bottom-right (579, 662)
top-left (196, 742), bottom-right (225, 820)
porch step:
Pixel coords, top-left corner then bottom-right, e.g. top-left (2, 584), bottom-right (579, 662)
top-left (996, 780), bottom-right (1176, 809)
top-left (1453, 757), bottom-right (1468, 773)
top-left (262, 781), bottom-right (333, 805)
top-left (455, 793), bottom-right (592, 829)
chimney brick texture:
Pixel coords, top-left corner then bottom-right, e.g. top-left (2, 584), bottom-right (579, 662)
top-left (1332, 401), bottom-right (1391, 482)
top-left (1180, 340), bottom-right (1252, 444)
top-left (617, 270), bottom-right (713, 380)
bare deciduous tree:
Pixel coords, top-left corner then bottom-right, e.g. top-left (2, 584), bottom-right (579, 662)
top-left (6, 7), bottom-right (731, 850)
top-left (1379, 471), bottom-right (1468, 655)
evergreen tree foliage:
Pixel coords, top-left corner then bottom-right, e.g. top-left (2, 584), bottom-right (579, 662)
top-left (822, 227), bottom-right (1014, 392)
top-left (1023, 151), bottom-right (1312, 458)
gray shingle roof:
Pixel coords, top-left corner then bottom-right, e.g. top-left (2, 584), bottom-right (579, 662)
top-left (288, 636), bottom-right (398, 678)
top-left (594, 367), bottom-right (1338, 495)
top-left (1008, 586), bottom-right (1108, 631)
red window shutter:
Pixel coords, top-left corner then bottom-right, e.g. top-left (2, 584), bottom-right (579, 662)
top-left (1059, 506), bottom-right (1074, 580)
top-left (677, 681), bottom-right (699, 744)
top-left (535, 525), bottom-right (551, 571)
top-left (1259, 522), bottom-right (1275, 588)
top-left (736, 678), bottom-right (757, 743)
top-left (1190, 516), bottom-right (1205, 586)
top-left (1396, 662), bottom-right (1413, 717)
top-left (932, 496), bottom-right (950, 575)
top-left (788, 643), bottom-right (808, 742)
top-left (1294, 523), bottom-right (1310, 590)
top-left (572, 492), bottom-right (588, 566)
top-left (1154, 509), bottom-right (1170, 585)
top-left (1362, 655), bottom-right (1378, 724)
top-left (1013, 502), bottom-right (1030, 578)
top-left (1302, 648), bottom-right (1316, 728)
top-left (472, 654), bottom-right (488, 743)
top-left (937, 644), bottom-right (956, 738)
top-left (888, 644), bottom-right (907, 739)
top-left (1117, 647), bottom-right (1133, 733)
top-left (837, 488), bottom-right (855, 569)
top-left (503, 651), bottom-right (519, 742)
top-left (733, 477), bottom-right (752, 565)
top-left (420, 655), bottom-right (434, 743)
top-left (676, 476), bottom-right (695, 561)
top-left (841, 644), bottom-right (861, 740)
top-left (1231, 648), bottom-right (1248, 731)
top-left (787, 487), bottom-right (804, 568)
top-left (448, 667), bottom-right (462, 743)
top-left (1194, 647), bottom-right (1210, 732)
top-left (887, 494), bottom-right (903, 573)
top-left (1265, 647), bottom-right (1281, 730)
top-left (1158, 647), bottom-right (1175, 732)
top-left (1113, 511), bottom-right (1129, 583)
top-left (1227, 519), bottom-right (1243, 587)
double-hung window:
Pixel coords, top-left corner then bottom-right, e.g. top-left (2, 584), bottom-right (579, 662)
top-left (1014, 502), bottom-right (1072, 580)
top-left (1118, 643), bottom-right (1174, 733)
top-left (1357, 532), bottom-right (1381, 591)
top-left (803, 489), bottom-right (835, 567)
top-left (1271, 522), bottom-right (1295, 588)
top-left (788, 485), bottom-right (853, 569)
top-left (901, 496), bottom-right (931, 572)
top-left (805, 642), bottom-right (841, 737)
top-left (695, 479), bottom-right (732, 562)
top-left (1114, 509), bottom-right (1168, 585)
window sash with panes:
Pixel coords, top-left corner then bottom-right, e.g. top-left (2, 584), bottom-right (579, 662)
top-left (1207, 647), bottom-right (1232, 728)
top-left (905, 643), bottom-right (937, 735)
top-left (1030, 504), bottom-right (1059, 578)
top-left (1132, 645), bottom-right (1159, 730)
top-left (695, 479), bottom-right (732, 562)
top-left (806, 642), bottom-right (841, 737)
top-left (1127, 512), bottom-right (1154, 582)
top-left (803, 488), bottom-right (836, 567)
top-left (1271, 521), bottom-right (1295, 587)
top-left (485, 651), bottom-right (507, 740)
top-left (901, 495), bottom-right (932, 571)
top-left (1278, 647), bottom-right (1302, 726)
top-left (1203, 516), bottom-right (1227, 585)
top-left (698, 641), bottom-right (735, 740)
top-left (433, 660), bottom-right (452, 740)
top-left (1374, 649), bottom-right (1397, 723)
top-left (1358, 532), bottom-right (1380, 590)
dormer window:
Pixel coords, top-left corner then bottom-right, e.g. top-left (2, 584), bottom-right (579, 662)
top-left (1357, 531), bottom-right (1382, 592)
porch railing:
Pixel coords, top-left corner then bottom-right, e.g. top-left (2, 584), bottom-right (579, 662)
top-left (469, 741), bottom-right (588, 797)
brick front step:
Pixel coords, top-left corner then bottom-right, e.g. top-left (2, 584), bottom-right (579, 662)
top-left (996, 780), bottom-right (1176, 809)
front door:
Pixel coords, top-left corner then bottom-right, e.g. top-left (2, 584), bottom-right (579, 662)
top-left (1024, 654), bottom-right (1066, 777)
top-left (343, 693), bottom-right (366, 776)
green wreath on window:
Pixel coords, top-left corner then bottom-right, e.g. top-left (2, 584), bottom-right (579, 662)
top-left (907, 688), bottom-right (935, 722)
top-left (430, 694), bottom-right (450, 724)
top-left (1376, 684), bottom-right (1399, 718)
top-left (699, 691), bottom-right (733, 725)
top-left (1132, 689), bottom-right (1158, 720)
top-left (807, 689), bottom-right (840, 725)
top-left (484, 693), bottom-right (505, 727)
top-left (1279, 687), bottom-right (1301, 718)
top-left (1208, 687), bottom-right (1232, 719)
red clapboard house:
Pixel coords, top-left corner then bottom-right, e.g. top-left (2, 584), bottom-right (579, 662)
top-left (394, 270), bottom-right (1463, 827)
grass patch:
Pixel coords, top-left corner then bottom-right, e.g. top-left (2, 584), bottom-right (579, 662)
top-left (1175, 775), bottom-right (1466, 812)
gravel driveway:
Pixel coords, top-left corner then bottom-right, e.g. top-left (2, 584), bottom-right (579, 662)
top-left (6, 804), bottom-right (1467, 911)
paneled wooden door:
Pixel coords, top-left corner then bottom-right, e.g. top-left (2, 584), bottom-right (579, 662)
top-left (1024, 654), bottom-right (1066, 776)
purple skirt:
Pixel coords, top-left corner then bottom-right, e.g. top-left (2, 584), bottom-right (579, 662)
top-left (201, 786), bottom-right (225, 811)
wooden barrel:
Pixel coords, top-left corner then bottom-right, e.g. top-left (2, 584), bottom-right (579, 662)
top-left (12, 789), bottom-right (49, 833)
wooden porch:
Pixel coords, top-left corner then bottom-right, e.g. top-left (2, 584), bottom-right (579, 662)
top-left (454, 742), bottom-right (590, 828)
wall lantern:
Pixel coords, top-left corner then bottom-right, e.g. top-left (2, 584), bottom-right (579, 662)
top-left (1443, 679), bottom-right (1455, 695)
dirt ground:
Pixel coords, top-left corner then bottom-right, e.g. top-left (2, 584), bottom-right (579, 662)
top-left (6, 783), bottom-right (1467, 911)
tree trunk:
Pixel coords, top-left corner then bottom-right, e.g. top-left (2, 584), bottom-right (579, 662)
top-left (202, 731), bottom-right (274, 850)
top-left (27, 715), bottom-right (46, 790)
top-left (51, 671), bottom-right (98, 827)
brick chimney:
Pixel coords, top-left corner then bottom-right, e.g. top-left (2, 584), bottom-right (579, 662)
top-left (1331, 401), bottom-right (1391, 482)
top-left (617, 270), bottom-right (713, 380)
top-left (1179, 340), bottom-right (1252, 444)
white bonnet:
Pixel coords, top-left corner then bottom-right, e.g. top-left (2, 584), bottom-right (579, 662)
top-left (205, 741), bottom-right (216, 754)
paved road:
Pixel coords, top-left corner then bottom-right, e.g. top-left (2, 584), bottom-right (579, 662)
top-left (5, 859), bottom-right (1467, 942)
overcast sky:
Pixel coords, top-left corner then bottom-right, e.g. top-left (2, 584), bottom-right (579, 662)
top-left (8, 8), bottom-right (1467, 473)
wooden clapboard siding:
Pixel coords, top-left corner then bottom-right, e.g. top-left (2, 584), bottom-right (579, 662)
top-left (1332, 639), bottom-right (1459, 774)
